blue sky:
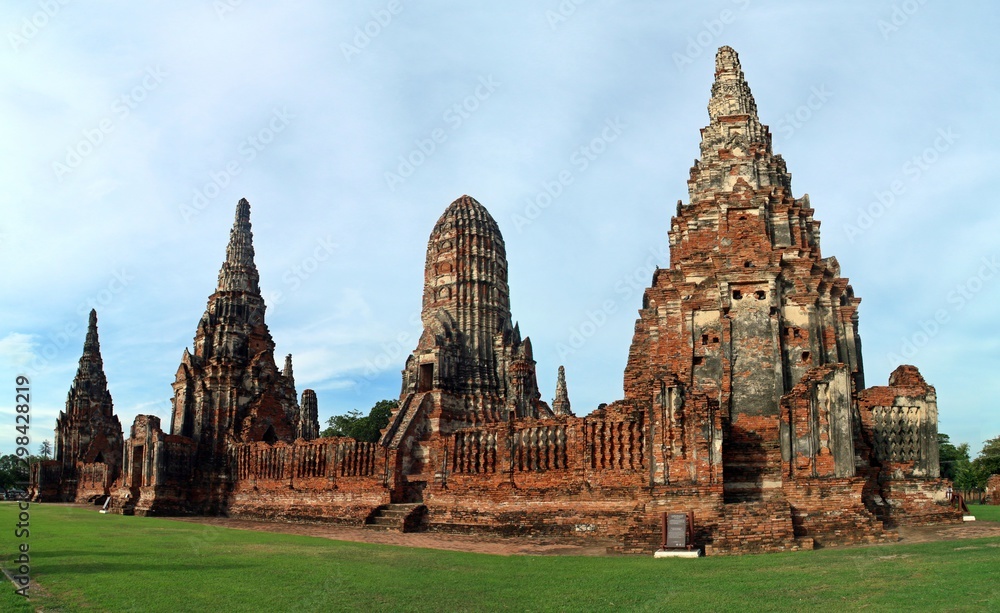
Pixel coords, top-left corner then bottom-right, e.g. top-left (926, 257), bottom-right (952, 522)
top-left (2, 1), bottom-right (998, 457)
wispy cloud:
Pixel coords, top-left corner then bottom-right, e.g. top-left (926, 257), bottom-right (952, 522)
top-left (2, 1), bottom-right (998, 455)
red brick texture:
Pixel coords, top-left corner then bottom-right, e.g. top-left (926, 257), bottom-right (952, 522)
top-left (987, 475), bottom-right (1000, 505)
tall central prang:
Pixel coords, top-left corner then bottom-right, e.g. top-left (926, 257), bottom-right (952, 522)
top-left (626, 46), bottom-right (862, 412)
top-left (624, 46), bottom-right (866, 501)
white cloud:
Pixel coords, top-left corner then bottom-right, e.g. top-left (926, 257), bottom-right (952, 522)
top-left (0, 333), bottom-right (37, 370)
top-left (2, 1), bottom-right (999, 453)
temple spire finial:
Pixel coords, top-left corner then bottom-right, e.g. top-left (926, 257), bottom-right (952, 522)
top-left (216, 198), bottom-right (261, 294)
top-left (687, 47), bottom-right (785, 202)
top-left (708, 46), bottom-right (758, 121)
top-left (84, 309), bottom-right (100, 354)
top-left (69, 309), bottom-right (111, 416)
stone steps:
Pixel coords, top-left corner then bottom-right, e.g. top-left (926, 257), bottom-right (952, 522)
top-left (363, 503), bottom-right (426, 532)
top-left (708, 499), bottom-right (808, 555)
top-left (722, 434), bottom-right (783, 503)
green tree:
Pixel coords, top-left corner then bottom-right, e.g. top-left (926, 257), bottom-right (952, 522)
top-left (352, 399), bottom-right (395, 442)
top-left (954, 462), bottom-right (988, 495)
top-left (38, 440), bottom-right (52, 460)
top-left (320, 399), bottom-right (397, 443)
top-left (321, 409), bottom-right (365, 439)
top-left (938, 433), bottom-right (970, 480)
top-left (0, 454), bottom-right (31, 490)
top-left (973, 435), bottom-right (1000, 477)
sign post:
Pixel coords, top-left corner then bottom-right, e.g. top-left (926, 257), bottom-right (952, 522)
top-left (654, 510), bottom-right (700, 558)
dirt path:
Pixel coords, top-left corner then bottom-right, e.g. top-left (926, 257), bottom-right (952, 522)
top-left (54, 502), bottom-right (999, 556)
top-left (159, 514), bottom-right (1000, 557)
top-left (895, 520), bottom-right (1000, 544)
top-left (166, 515), bottom-right (615, 556)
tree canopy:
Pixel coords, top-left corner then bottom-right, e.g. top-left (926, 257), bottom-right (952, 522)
top-left (0, 454), bottom-right (33, 490)
top-left (942, 433), bottom-right (1000, 493)
top-left (320, 399), bottom-right (396, 443)
top-left (974, 435), bottom-right (1000, 477)
top-left (938, 433), bottom-right (970, 480)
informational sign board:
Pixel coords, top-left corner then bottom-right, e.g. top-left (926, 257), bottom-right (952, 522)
top-left (666, 512), bottom-right (688, 549)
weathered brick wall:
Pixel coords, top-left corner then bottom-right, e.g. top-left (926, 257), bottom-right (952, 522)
top-left (874, 477), bottom-right (959, 526)
top-left (112, 416), bottom-right (198, 515)
top-left (857, 365), bottom-right (940, 479)
top-left (423, 481), bottom-right (644, 539)
top-left (424, 479), bottom-right (728, 551)
top-left (227, 437), bottom-right (390, 523)
top-left (708, 500), bottom-right (802, 555)
top-left (723, 414), bottom-right (783, 501)
top-left (129, 485), bottom-right (194, 516)
top-left (160, 435), bottom-right (196, 482)
top-left (228, 478), bottom-right (390, 524)
top-left (850, 367), bottom-right (957, 526)
top-left (779, 364), bottom-right (858, 480)
top-left (622, 486), bottom-right (726, 553)
top-left (415, 411), bottom-right (651, 486)
top-left (782, 478), bottom-right (890, 546)
top-left (375, 396), bottom-right (897, 554)
top-left (73, 462), bottom-right (110, 503)
top-left (987, 475), bottom-right (1000, 505)
top-left (29, 461), bottom-right (62, 502)
top-left (232, 438), bottom-right (383, 482)
top-left (418, 412), bottom-right (660, 544)
top-left (645, 391), bottom-right (724, 489)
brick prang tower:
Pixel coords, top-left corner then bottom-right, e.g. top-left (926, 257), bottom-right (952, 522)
top-left (623, 46), bottom-right (866, 498)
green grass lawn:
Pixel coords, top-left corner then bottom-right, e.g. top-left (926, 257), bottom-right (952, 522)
top-left (1, 503), bottom-right (998, 612)
top-left (968, 503), bottom-right (1000, 523)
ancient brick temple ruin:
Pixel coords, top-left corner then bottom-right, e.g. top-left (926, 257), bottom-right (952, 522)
top-left (383, 195), bottom-right (555, 502)
top-left (987, 474), bottom-right (1000, 505)
top-left (107, 199), bottom-right (322, 516)
top-left (31, 310), bottom-right (124, 503)
top-left (33, 47), bottom-right (959, 554)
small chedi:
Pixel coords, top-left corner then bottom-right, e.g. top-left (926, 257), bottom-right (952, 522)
top-left (31, 310), bottom-right (124, 503)
top-left (33, 47), bottom-right (959, 554)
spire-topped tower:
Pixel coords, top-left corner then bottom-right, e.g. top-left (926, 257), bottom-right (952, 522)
top-left (185, 198), bottom-right (269, 365)
top-left (69, 309), bottom-right (112, 417)
top-left (217, 198), bottom-right (260, 294)
top-left (297, 389), bottom-right (319, 441)
top-left (686, 46), bottom-right (792, 210)
top-left (627, 45), bottom-right (862, 408)
top-left (707, 46), bottom-right (759, 119)
top-left (53, 309), bottom-right (123, 499)
top-left (552, 365), bottom-right (573, 416)
top-left (82, 309), bottom-right (102, 366)
top-left (169, 199), bottom-right (301, 504)
top-left (623, 47), bottom-right (865, 499)
top-left (420, 194), bottom-right (512, 369)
